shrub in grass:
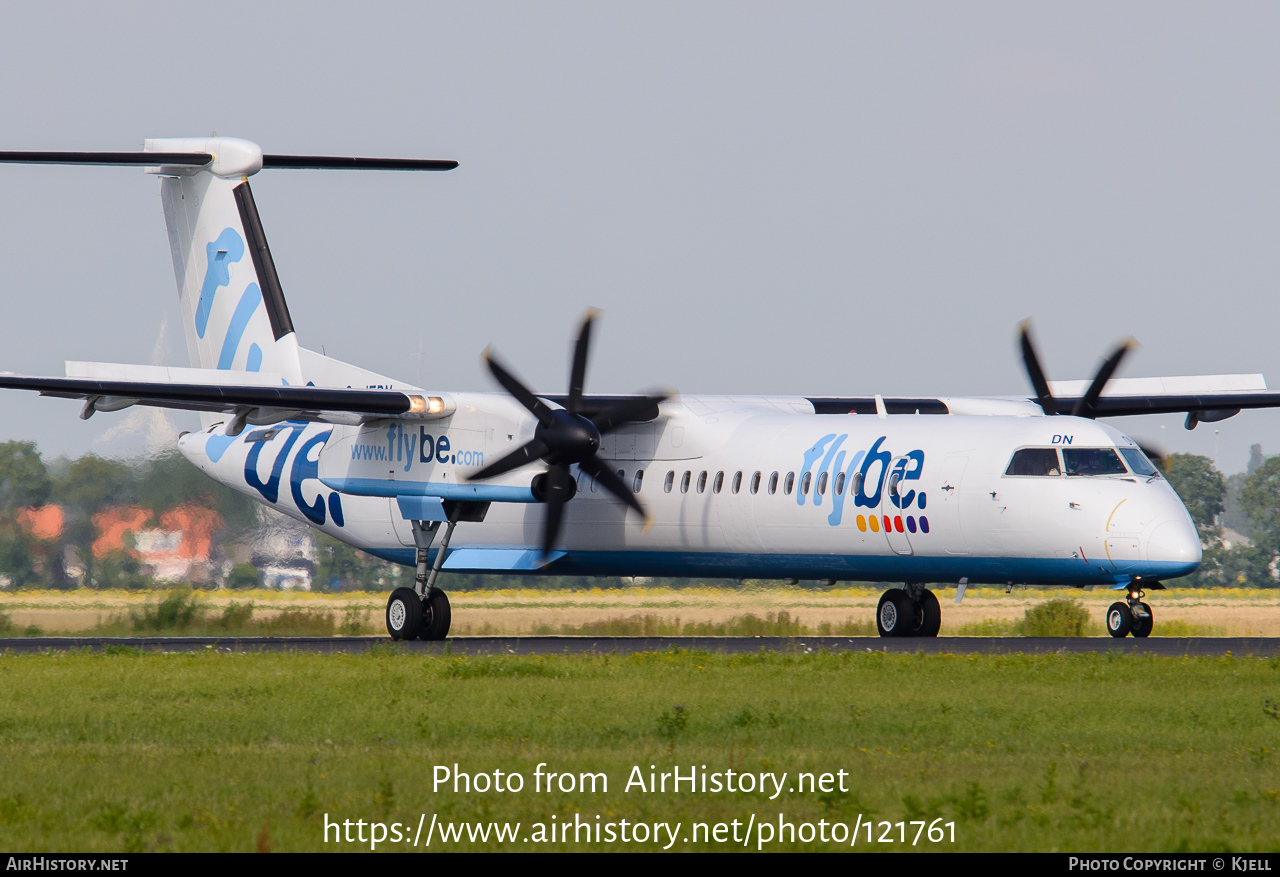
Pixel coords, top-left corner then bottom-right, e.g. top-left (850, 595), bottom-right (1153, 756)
top-left (130, 590), bottom-right (203, 632)
top-left (1018, 598), bottom-right (1092, 637)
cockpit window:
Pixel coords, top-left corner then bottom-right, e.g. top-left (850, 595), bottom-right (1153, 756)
top-left (1005, 448), bottom-right (1061, 476)
top-left (1062, 447), bottom-right (1127, 476)
top-left (1119, 447), bottom-right (1159, 477)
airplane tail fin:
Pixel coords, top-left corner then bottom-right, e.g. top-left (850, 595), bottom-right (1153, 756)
top-left (0, 138), bottom-right (457, 394)
top-left (150, 137), bottom-right (301, 384)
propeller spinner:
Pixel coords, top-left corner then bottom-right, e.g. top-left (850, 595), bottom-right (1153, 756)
top-left (468, 311), bottom-right (667, 560)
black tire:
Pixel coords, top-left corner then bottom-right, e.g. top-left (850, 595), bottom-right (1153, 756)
top-left (386, 587), bottom-right (423, 640)
top-left (1106, 601), bottom-right (1132, 638)
top-left (419, 589), bottom-right (452, 641)
top-left (915, 589), bottom-right (942, 637)
top-left (877, 589), bottom-right (915, 637)
top-left (1131, 602), bottom-right (1153, 638)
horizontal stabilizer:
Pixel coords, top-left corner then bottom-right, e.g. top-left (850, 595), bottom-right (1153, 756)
top-left (0, 151), bottom-right (211, 166)
top-left (0, 150), bottom-right (456, 172)
top-left (262, 155), bottom-right (457, 171)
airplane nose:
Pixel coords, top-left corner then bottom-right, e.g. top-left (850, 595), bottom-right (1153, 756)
top-left (1146, 519), bottom-right (1202, 566)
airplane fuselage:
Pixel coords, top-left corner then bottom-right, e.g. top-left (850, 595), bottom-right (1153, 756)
top-left (179, 394), bottom-right (1201, 587)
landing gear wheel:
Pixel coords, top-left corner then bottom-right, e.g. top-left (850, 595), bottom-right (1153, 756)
top-left (913, 589), bottom-right (941, 638)
top-left (419, 589), bottom-right (452, 641)
top-left (1106, 601), bottom-right (1133, 638)
top-left (386, 587), bottom-right (423, 640)
top-left (1130, 602), bottom-right (1153, 638)
top-left (877, 589), bottom-right (915, 637)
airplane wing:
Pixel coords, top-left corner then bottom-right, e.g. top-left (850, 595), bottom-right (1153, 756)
top-left (0, 374), bottom-right (439, 433)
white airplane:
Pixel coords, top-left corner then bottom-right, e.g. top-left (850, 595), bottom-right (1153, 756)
top-left (0, 137), bottom-right (1274, 642)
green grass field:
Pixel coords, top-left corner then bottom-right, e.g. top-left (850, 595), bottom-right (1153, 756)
top-left (0, 649), bottom-right (1278, 852)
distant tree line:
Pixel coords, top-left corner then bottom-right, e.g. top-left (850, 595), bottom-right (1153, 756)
top-left (1160, 446), bottom-right (1280, 587)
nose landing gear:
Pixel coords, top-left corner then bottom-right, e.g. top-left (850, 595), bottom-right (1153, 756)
top-left (1107, 586), bottom-right (1155, 638)
top-left (877, 585), bottom-right (941, 637)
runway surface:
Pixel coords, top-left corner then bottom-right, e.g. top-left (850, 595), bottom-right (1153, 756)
top-left (1, 635), bottom-right (1277, 656)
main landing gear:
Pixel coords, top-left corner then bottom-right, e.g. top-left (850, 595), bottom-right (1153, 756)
top-left (877, 584), bottom-right (941, 638)
top-left (386, 507), bottom-right (465, 641)
top-left (1107, 585), bottom-right (1155, 638)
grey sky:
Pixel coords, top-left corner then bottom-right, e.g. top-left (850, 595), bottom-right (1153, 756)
top-left (0, 2), bottom-right (1276, 472)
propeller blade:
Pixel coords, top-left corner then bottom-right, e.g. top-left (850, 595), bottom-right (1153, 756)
top-left (484, 348), bottom-right (556, 427)
top-left (580, 456), bottom-right (645, 517)
top-left (567, 309), bottom-right (599, 414)
top-left (539, 464), bottom-right (575, 559)
top-left (467, 438), bottom-right (550, 481)
top-left (591, 393), bottom-right (668, 434)
top-left (1018, 320), bottom-right (1057, 416)
top-left (1071, 338), bottom-right (1138, 419)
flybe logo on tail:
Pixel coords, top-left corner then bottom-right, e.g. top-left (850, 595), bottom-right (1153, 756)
top-left (195, 227), bottom-right (265, 372)
top-left (799, 434), bottom-right (929, 532)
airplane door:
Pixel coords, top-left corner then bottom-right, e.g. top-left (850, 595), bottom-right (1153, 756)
top-left (938, 455), bottom-right (970, 555)
top-left (880, 457), bottom-right (914, 556)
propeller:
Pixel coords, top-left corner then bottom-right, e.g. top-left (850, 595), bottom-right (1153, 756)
top-left (1018, 321), bottom-right (1138, 419)
top-left (468, 310), bottom-right (668, 560)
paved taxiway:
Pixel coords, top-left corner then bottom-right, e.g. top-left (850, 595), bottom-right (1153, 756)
top-left (1, 636), bottom-right (1277, 656)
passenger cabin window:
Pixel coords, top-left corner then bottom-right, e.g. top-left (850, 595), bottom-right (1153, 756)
top-left (834, 471), bottom-right (845, 495)
top-left (681, 471), bottom-right (691, 493)
top-left (800, 472), bottom-right (811, 495)
top-left (713, 471), bottom-right (724, 493)
top-left (731, 471), bottom-right (743, 494)
top-left (1063, 448), bottom-right (1128, 476)
top-left (697, 471), bottom-right (708, 493)
top-left (768, 472), bottom-right (779, 494)
top-left (1119, 448), bottom-right (1159, 477)
top-left (750, 472), bottom-right (761, 494)
top-left (783, 472), bottom-right (795, 495)
top-left (633, 470), bottom-right (644, 493)
top-left (817, 471), bottom-right (828, 495)
top-left (1005, 448), bottom-right (1061, 477)
top-left (664, 470), bottom-right (674, 493)
top-left (851, 472), bottom-right (864, 495)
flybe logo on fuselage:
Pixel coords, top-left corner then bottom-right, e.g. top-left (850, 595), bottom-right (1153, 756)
top-left (349, 425), bottom-right (485, 473)
top-left (798, 434), bottom-right (928, 532)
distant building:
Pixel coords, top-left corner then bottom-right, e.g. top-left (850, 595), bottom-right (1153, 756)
top-left (1219, 527), bottom-right (1252, 550)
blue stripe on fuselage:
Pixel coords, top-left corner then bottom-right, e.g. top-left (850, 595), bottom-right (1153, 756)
top-left (366, 547), bottom-right (1196, 585)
